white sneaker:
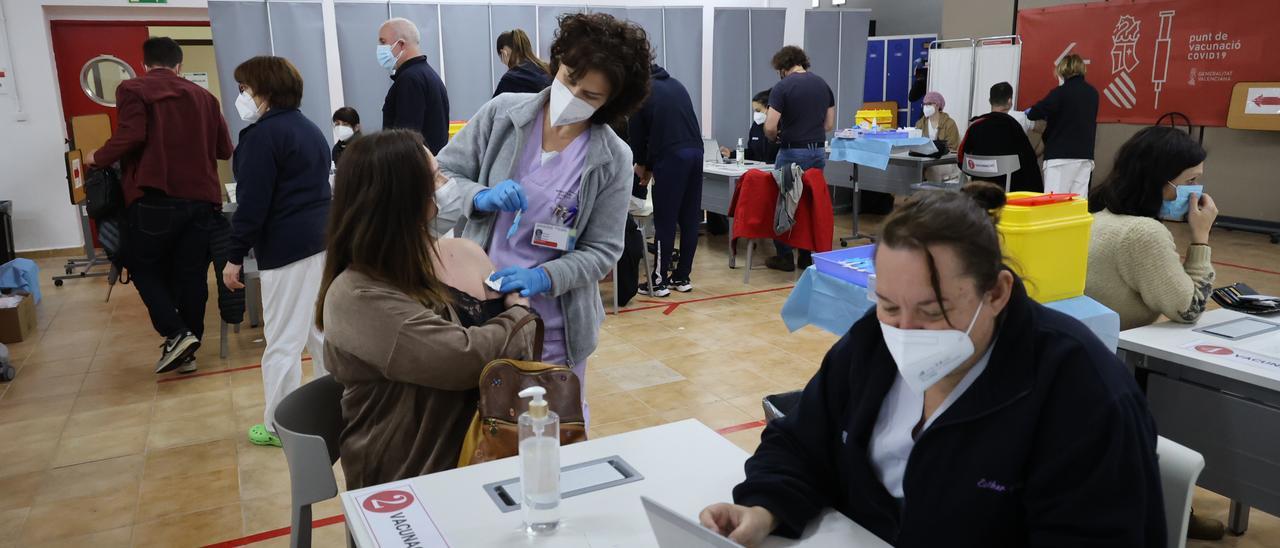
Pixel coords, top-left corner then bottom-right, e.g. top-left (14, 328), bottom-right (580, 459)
top-left (176, 357), bottom-right (197, 374)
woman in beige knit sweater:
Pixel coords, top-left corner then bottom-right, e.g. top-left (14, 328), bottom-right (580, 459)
top-left (1086, 126), bottom-right (1218, 331)
top-left (1085, 125), bottom-right (1221, 539)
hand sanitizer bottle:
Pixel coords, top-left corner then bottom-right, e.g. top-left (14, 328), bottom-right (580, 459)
top-left (518, 386), bottom-right (560, 535)
top-left (736, 138), bottom-right (745, 166)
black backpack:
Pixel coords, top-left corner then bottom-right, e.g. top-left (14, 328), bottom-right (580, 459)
top-left (84, 166), bottom-right (125, 221)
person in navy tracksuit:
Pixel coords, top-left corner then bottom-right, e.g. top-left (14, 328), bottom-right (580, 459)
top-left (628, 64), bottom-right (703, 297)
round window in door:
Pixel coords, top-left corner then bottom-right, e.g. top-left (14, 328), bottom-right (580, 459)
top-left (80, 55), bottom-right (137, 107)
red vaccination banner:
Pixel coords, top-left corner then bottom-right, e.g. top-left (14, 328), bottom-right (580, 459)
top-left (1017, 0), bottom-right (1280, 126)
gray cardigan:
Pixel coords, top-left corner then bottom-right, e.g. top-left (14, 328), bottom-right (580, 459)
top-left (433, 89), bottom-right (632, 365)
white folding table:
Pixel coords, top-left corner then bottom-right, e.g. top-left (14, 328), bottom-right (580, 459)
top-left (1118, 308), bottom-right (1280, 535)
top-left (341, 420), bottom-right (890, 547)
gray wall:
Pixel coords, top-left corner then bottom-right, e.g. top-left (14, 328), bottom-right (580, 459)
top-left (812, 0), bottom-right (941, 37)
top-left (942, 0), bottom-right (1280, 224)
top-left (712, 8), bottom-right (785, 147)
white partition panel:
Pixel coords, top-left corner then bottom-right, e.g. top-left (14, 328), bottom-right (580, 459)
top-left (926, 42), bottom-right (975, 135)
top-left (971, 41), bottom-right (1022, 118)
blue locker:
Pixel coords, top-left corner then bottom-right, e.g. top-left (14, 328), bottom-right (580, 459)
top-left (909, 37), bottom-right (932, 126)
top-left (864, 40), bottom-right (885, 102)
top-left (885, 39), bottom-right (911, 122)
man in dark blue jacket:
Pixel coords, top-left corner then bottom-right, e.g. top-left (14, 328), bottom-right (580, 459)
top-left (628, 64), bottom-right (703, 296)
top-left (705, 277), bottom-right (1166, 547)
top-left (378, 18), bottom-right (450, 154)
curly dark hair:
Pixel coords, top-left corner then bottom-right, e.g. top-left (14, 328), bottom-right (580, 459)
top-left (549, 12), bottom-right (652, 126)
top-left (771, 46), bottom-right (811, 71)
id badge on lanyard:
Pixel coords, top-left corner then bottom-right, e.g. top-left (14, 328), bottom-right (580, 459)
top-left (531, 203), bottom-right (577, 251)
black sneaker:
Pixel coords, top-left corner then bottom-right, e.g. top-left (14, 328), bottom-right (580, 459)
top-left (670, 278), bottom-right (694, 293)
top-left (765, 255), bottom-right (796, 272)
top-left (637, 275), bottom-right (671, 297)
top-left (155, 331), bottom-right (200, 374)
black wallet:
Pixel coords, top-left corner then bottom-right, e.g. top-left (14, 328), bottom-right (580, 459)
top-left (1212, 283), bottom-right (1280, 315)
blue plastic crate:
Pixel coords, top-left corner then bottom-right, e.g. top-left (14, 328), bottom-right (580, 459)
top-left (813, 244), bottom-right (876, 287)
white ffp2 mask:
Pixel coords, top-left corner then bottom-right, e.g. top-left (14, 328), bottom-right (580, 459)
top-left (753, 111), bottom-right (767, 126)
top-left (880, 301), bottom-right (984, 393)
top-left (236, 91), bottom-right (262, 123)
top-left (922, 105), bottom-right (937, 118)
top-left (333, 125), bottom-right (355, 142)
top-left (549, 78), bottom-right (597, 127)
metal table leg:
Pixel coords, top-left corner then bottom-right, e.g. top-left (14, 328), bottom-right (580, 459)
top-left (1228, 500), bottom-right (1250, 535)
top-left (840, 180), bottom-right (874, 247)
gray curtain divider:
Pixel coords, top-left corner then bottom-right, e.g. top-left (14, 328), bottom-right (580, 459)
top-left (713, 8), bottom-right (782, 147)
top-left (661, 7), bottom-right (702, 124)
top-left (208, 0), bottom-right (273, 143)
top-left (748, 9), bottom-right (785, 102)
top-left (441, 4), bottom-right (495, 119)
top-left (335, 0), bottom-right (393, 132)
top-left (537, 5), bottom-right (581, 60)
top-left (268, 1), bottom-right (333, 145)
top-left (388, 3), bottom-right (444, 79)
top-left (489, 5), bottom-right (539, 90)
top-left (836, 11), bottom-right (871, 132)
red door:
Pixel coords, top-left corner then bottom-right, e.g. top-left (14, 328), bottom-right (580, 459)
top-left (49, 21), bottom-right (150, 138)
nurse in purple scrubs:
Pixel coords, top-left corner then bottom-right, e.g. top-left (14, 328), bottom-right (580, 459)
top-left (433, 13), bottom-right (653, 424)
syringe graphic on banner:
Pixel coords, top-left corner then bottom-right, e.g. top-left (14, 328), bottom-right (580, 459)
top-left (1152, 10), bottom-right (1175, 110)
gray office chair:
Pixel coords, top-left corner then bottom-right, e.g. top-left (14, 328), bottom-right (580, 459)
top-left (273, 374), bottom-right (349, 548)
top-left (1157, 436), bottom-right (1205, 548)
top-left (959, 153), bottom-right (1021, 193)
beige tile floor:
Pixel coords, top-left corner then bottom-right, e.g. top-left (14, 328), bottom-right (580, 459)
top-left (0, 212), bottom-right (1277, 547)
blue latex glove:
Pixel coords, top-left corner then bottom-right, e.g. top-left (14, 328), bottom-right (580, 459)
top-left (473, 179), bottom-right (528, 213)
top-left (491, 266), bottom-right (552, 297)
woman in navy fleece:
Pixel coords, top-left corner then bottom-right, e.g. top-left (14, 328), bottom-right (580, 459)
top-left (223, 56), bottom-right (332, 448)
top-left (701, 183), bottom-right (1165, 547)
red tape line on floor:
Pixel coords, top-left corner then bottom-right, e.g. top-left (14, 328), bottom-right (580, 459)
top-left (202, 514), bottom-right (345, 548)
top-left (170, 284), bottom-right (799, 383)
top-left (715, 420), bottom-right (767, 435)
top-left (156, 357), bottom-right (311, 383)
top-left (207, 421), bottom-right (771, 546)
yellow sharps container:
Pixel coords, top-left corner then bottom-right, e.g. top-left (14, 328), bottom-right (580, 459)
top-left (997, 192), bottom-right (1093, 303)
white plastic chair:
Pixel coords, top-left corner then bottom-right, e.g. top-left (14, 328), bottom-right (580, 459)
top-left (959, 153), bottom-right (1021, 192)
top-left (1157, 436), bottom-right (1205, 548)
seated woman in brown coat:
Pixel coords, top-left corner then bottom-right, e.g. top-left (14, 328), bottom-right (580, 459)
top-left (317, 129), bottom-right (539, 489)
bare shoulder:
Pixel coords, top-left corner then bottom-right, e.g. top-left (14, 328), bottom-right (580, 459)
top-left (436, 238), bottom-right (494, 268)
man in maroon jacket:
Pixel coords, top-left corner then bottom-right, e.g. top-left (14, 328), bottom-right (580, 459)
top-left (88, 37), bottom-right (233, 375)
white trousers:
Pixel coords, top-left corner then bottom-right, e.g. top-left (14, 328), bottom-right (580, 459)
top-left (1042, 159), bottom-right (1095, 196)
top-left (259, 252), bottom-right (327, 432)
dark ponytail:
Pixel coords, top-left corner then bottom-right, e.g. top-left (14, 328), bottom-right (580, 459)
top-left (877, 182), bottom-right (1006, 327)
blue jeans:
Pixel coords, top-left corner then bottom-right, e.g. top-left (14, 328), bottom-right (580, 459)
top-left (774, 148), bottom-right (827, 257)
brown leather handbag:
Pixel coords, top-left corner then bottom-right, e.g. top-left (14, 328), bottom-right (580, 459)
top-left (457, 314), bottom-right (587, 467)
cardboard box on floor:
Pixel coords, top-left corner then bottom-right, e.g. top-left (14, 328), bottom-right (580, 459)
top-left (0, 293), bottom-right (36, 343)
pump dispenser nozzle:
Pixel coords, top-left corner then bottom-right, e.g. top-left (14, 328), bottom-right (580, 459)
top-left (519, 386), bottom-right (548, 419)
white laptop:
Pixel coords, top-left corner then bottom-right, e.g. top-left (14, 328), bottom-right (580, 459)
top-left (703, 138), bottom-right (724, 163)
top-left (643, 496), bottom-right (744, 548)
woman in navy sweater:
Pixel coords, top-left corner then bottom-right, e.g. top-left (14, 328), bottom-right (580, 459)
top-left (223, 56), bottom-right (332, 448)
top-left (702, 183), bottom-right (1165, 547)
top-left (493, 29), bottom-right (551, 97)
